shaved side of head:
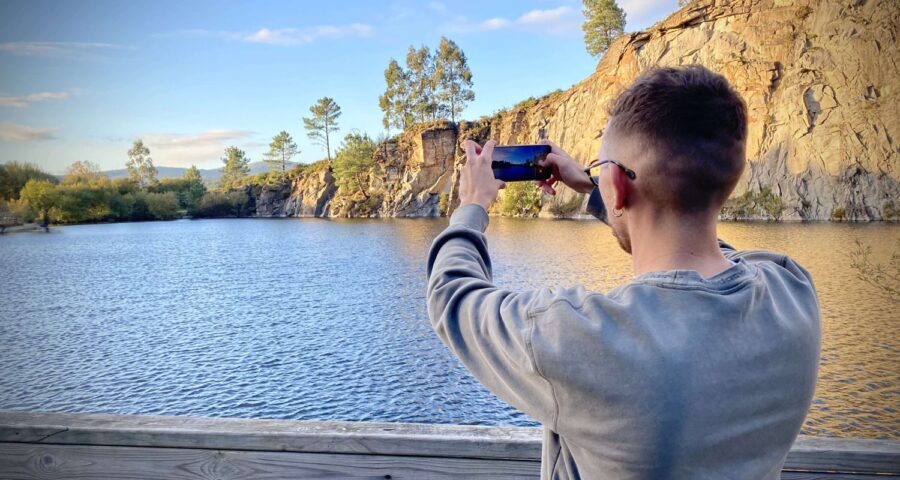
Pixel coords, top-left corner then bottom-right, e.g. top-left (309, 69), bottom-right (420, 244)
top-left (607, 65), bottom-right (748, 216)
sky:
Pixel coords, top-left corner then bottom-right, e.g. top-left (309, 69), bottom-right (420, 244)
top-left (0, 0), bottom-right (681, 174)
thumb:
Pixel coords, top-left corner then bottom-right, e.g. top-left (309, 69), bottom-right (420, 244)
top-left (497, 180), bottom-right (507, 190)
top-left (539, 138), bottom-right (561, 150)
top-left (541, 152), bottom-right (563, 167)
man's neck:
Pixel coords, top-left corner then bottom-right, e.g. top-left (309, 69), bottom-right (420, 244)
top-left (629, 213), bottom-right (732, 279)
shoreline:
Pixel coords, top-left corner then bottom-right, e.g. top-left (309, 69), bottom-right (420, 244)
top-left (2, 215), bottom-right (899, 233)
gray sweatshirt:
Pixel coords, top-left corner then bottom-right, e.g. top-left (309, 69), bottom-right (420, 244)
top-left (426, 203), bottom-right (820, 479)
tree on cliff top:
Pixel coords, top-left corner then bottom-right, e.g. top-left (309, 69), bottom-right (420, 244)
top-left (264, 131), bottom-right (299, 176)
top-left (582, 0), bottom-right (626, 57)
top-left (379, 39), bottom-right (475, 131)
top-left (435, 37), bottom-right (475, 123)
top-left (379, 58), bottom-right (413, 133)
top-left (333, 131), bottom-right (376, 199)
top-left (406, 45), bottom-right (438, 123)
top-left (126, 139), bottom-right (158, 189)
top-left (220, 146), bottom-right (251, 189)
top-left (303, 97), bottom-right (342, 162)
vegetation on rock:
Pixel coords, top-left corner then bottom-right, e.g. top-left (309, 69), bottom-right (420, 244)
top-left (721, 187), bottom-right (784, 220)
top-left (499, 182), bottom-right (543, 217)
top-left (548, 193), bottom-right (585, 218)
top-left (303, 97), bottom-right (342, 161)
top-left (582, 0), bottom-right (626, 57)
top-left (220, 146), bottom-right (251, 189)
top-left (379, 37), bottom-right (474, 131)
top-left (263, 131), bottom-right (299, 176)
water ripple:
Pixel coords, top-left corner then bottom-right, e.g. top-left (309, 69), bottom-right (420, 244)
top-left (0, 218), bottom-right (897, 439)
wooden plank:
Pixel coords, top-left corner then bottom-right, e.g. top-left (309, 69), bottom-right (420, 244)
top-left (0, 410), bottom-right (542, 461)
top-left (785, 436), bottom-right (900, 475)
top-left (780, 473), bottom-right (888, 479)
top-left (1, 410), bottom-right (898, 475)
top-left (0, 442), bottom-right (541, 480)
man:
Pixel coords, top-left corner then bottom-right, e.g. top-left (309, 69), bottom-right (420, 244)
top-left (426, 65), bottom-right (820, 479)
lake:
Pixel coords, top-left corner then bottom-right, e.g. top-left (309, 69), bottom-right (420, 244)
top-left (0, 218), bottom-right (897, 440)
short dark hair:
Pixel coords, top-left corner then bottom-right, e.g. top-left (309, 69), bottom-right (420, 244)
top-left (608, 65), bottom-right (747, 214)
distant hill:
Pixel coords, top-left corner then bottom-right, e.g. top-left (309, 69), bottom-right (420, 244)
top-left (101, 161), bottom-right (298, 183)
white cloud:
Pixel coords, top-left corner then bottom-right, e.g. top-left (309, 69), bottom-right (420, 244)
top-left (167, 24), bottom-right (373, 47)
top-left (0, 122), bottom-right (56, 141)
top-left (238, 23), bottom-right (373, 46)
top-left (141, 129), bottom-right (255, 167)
top-left (428, 1), bottom-right (447, 13)
top-left (0, 91), bottom-right (72, 108)
top-left (0, 42), bottom-right (127, 60)
top-left (479, 18), bottom-right (512, 31)
top-left (518, 6), bottom-right (573, 25)
top-left (445, 6), bottom-right (579, 35)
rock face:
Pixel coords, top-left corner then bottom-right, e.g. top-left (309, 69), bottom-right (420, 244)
top-left (245, 165), bottom-right (336, 217)
top-left (374, 125), bottom-right (458, 217)
top-left (488, 0), bottom-right (899, 220)
top-left (252, 0), bottom-right (898, 220)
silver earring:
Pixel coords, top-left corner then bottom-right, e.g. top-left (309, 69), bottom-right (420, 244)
top-left (612, 207), bottom-right (624, 217)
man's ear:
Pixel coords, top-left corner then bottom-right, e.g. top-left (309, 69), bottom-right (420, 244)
top-left (611, 165), bottom-right (629, 211)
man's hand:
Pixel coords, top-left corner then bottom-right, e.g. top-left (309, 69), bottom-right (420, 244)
top-left (534, 139), bottom-right (595, 195)
top-left (459, 139), bottom-right (506, 212)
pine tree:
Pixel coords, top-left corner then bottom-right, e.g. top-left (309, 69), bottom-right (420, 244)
top-left (582, 0), bottom-right (626, 57)
top-left (303, 97), bottom-right (342, 161)
top-left (220, 147), bottom-right (250, 188)
top-left (332, 131), bottom-right (377, 199)
top-left (435, 37), bottom-right (475, 123)
top-left (181, 165), bottom-right (207, 212)
top-left (264, 131), bottom-right (299, 175)
top-left (126, 139), bottom-right (158, 189)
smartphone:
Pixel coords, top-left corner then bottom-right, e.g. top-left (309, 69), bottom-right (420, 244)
top-left (491, 145), bottom-right (552, 182)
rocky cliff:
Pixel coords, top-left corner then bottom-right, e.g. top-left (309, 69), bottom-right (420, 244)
top-left (254, 0), bottom-right (898, 221)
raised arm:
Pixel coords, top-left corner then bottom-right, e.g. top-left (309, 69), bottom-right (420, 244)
top-left (426, 203), bottom-right (558, 428)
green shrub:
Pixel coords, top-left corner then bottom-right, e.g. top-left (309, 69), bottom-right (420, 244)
top-left (0, 161), bottom-right (57, 201)
top-left (721, 186), bottom-right (784, 220)
top-left (196, 190), bottom-right (249, 217)
top-left (500, 182), bottom-right (542, 217)
top-left (438, 193), bottom-right (450, 216)
top-left (145, 192), bottom-right (180, 220)
top-left (831, 207), bottom-right (846, 221)
top-left (548, 193), bottom-right (584, 218)
top-left (883, 201), bottom-right (898, 221)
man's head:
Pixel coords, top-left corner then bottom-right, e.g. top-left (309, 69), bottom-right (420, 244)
top-left (597, 65), bottom-right (748, 253)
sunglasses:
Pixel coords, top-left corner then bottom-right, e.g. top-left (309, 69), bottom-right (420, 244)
top-left (583, 159), bottom-right (636, 224)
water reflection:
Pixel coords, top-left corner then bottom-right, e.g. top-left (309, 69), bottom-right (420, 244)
top-left (0, 218), bottom-right (896, 439)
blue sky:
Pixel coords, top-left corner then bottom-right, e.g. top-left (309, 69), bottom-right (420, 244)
top-left (0, 0), bottom-right (680, 174)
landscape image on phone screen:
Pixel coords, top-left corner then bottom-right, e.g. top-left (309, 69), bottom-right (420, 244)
top-left (491, 145), bottom-right (552, 182)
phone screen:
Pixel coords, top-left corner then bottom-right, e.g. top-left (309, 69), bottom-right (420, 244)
top-left (491, 145), bottom-right (552, 182)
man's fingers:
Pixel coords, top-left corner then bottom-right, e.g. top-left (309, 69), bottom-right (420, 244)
top-left (481, 140), bottom-right (497, 164)
top-left (544, 152), bottom-right (565, 166)
top-left (464, 140), bottom-right (479, 161)
top-left (497, 180), bottom-right (506, 190)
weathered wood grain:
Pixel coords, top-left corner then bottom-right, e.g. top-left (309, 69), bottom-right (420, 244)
top-left (0, 442), bottom-right (541, 480)
top-left (1, 410), bottom-right (898, 478)
top-left (0, 410), bottom-right (542, 460)
top-left (784, 436), bottom-right (900, 475)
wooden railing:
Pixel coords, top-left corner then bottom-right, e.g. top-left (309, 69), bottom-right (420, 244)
top-left (1, 410), bottom-right (898, 479)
